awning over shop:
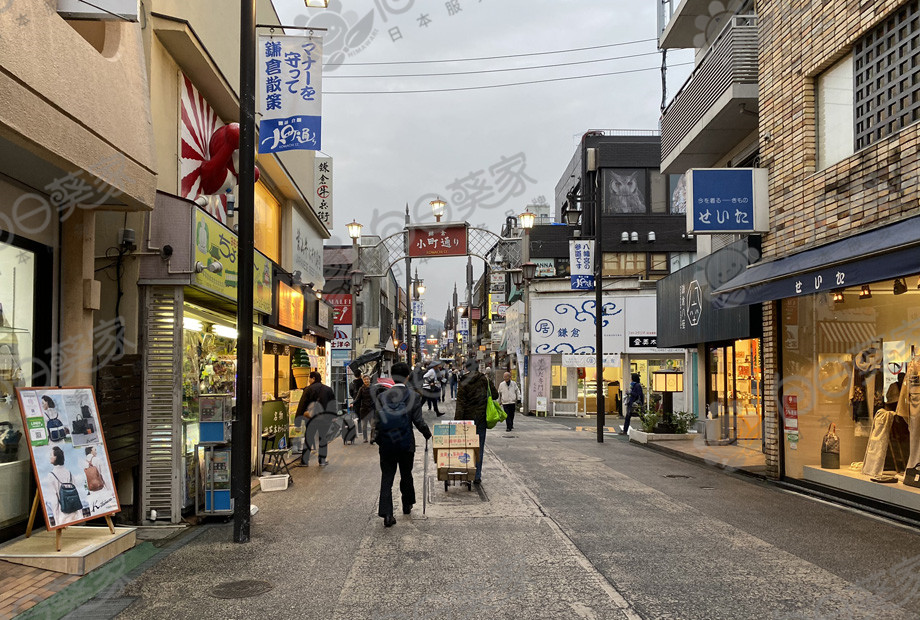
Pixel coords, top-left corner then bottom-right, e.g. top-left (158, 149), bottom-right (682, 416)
top-left (713, 216), bottom-right (920, 308)
top-left (818, 321), bottom-right (876, 354)
top-left (261, 325), bottom-right (317, 350)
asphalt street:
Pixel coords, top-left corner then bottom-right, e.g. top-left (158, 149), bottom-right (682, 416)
top-left (73, 400), bottom-right (920, 619)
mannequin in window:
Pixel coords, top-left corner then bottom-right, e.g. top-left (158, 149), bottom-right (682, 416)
top-left (850, 346), bottom-right (883, 422)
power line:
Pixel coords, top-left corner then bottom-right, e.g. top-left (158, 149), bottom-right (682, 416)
top-left (335, 37), bottom-right (658, 66)
top-left (325, 62), bottom-right (694, 95)
top-left (327, 50), bottom-right (661, 79)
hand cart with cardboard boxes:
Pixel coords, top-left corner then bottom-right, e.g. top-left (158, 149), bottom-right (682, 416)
top-left (431, 421), bottom-right (479, 492)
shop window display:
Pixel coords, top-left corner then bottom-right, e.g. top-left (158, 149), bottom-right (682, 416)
top-left (0, 244), bottom-right (35, 529)
top-left (781, 278), bottom-right (920, 508)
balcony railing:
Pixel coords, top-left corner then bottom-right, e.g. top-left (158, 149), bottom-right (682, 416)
top-left (660, 15), bottom-right (758, 163)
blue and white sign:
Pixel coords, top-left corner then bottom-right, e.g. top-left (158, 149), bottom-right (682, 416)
top-left (569, 240), bottom-right (595, 290)
top-left (458, 318), bottom-right (469, 335)
top-left (687, 168), bottom-right (768, 234)
top-left (258, 36), bottom-right (323, 153)
top-left (412, 301), bottom-right (424, 326)
top-left (530, 296), bottom-right (625, 354)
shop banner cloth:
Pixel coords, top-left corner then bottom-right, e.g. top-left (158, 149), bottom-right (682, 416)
top-left (570, 240), bottom-right (595, 290)
top-left (258, 35), bottom-right (322, 153)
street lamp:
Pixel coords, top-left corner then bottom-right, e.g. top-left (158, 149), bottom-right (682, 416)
top-left (521, 262), bottom-right (537, 281)
top-left (519, 209), bottom-right (536, 230)
top-left (518, 210), bottom-right (535, 416)
top-left (348, 221), bottom-right (364, 396)
top-left (416, 279), bottom-right (426, 296)
top-left (346, 219), bottom-right (363, 241)
top-left (430, 197), bottom-right (446, 222)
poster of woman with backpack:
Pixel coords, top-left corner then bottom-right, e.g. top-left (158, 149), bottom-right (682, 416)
top-left (16, 387), bottom-right (120, 530)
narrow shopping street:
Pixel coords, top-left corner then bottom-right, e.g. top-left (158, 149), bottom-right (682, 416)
top-left (56, 404), bottom-right (920, 619)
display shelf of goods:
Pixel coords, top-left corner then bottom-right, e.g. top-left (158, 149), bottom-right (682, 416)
top-left (292, 348), bottom-right (311, 388)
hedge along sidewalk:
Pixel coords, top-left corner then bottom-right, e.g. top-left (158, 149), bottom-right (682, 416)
top-left (18, 525), bottom-right (213, 620)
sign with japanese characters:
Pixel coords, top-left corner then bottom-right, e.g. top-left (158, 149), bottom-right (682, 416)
top-left (489, 272), bottom-right (506, 294)
top-left (313, 156), bottom-right (332, 227)
top-left (561, 354), bottom-right (621, 367)
top-left (258, 35), bottom-right (323, 153)
top-left (331, 325), bottom-right (352, 350)
top-left (408, 225), bottom-right (468, 258)
top-left (447, 330), bottom-right (455, 342)
top-left (412, 301), bottom-right (424, 326)
top-left (325, 294), bottom-right (352, 325)
top-left (458, 318), bottom-right (469, 335)
top-left (687, 168), bottom-right (768, 234)
top-left (533, 259), bottom-right (557, 278)
top-left (625, 296), bottom-right (684, 354)
top-left (292, 208), bottom-right (325, 290)
top-left (528, 355), bottom-right (552, 405)
top-left (530, 295), bottom-right (624, 355)
top-left (193, 209), bottom-right (272, 314)
top-left (569, 240), bottom-right (595, 290)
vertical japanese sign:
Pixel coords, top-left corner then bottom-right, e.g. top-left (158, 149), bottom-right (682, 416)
top-left (258, 35), bottom-right (323, 153)
top-left (412, 301), bottom-right (424, 325)
top-left (529, 355), bottom-right (552, 406)
top-left (569, 240), bottom-right (595, 290)
top-left (458, 318), bottom-right (469, 336)
top-left (314, 156), bottom-right (333, 227)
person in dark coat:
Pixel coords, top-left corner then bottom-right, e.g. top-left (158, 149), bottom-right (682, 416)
top-left (455, 359), bottom-right (498, 484)
top-left (348, 369), bottom-right (364, 412)
top-left (353, 375), bottom-right (376, 443)
top-left (373, 361), bottom-right (431, 527)
top-left (619, 373), bottom-right (644, 435)
top-left (295, 371), bottom-right (338, 466)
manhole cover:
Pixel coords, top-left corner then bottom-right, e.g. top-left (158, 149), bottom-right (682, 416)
top-left (209, 580), bottom-right (273, 599)
top-left (662, 474), bottom-right (692, 479)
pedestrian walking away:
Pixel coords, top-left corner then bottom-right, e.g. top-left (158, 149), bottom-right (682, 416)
top-left (348, 369), bottom-right (363, 412)
top-left (455, 358), bottom-right (498, 484)
top-left (353, 375), bottom-right (375, 443)
top-left (295, 371), bottom-right (338, 466)
top-left (422, 363), bottom-right (443, 416)
top-left (449, 366), bottom-right (459, 399)
top-left (372, 362), bottom-right (432, 527)
top-left (497, 371), bottom-right (521, 432)
top-left (620, 372), bottom-right (644, 435)
top-left (439, 365), bottom-right (447, 402)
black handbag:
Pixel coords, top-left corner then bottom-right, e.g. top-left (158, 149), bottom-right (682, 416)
top-left (821, 423), bottom-right (840, 469)
top-left (0, 421), bottom-right (21, 463)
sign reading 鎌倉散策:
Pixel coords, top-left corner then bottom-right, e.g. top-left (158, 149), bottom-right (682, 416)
top-left (686, 168), bottom-right (769, 234)
top-left (258, 36), bottom-right (323, 153)
top-left (314, 157), bottom-right (332, 227)
top-left (569, 240), bottom-right (595, 290)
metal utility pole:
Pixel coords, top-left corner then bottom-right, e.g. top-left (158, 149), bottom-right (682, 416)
top-left (232, 0), bottom-right (256, 543)
top-left (466, 256), bottom-right (473, 360)
top-left (589, 137), bottom-right (605, 444)
top-left (404, 204), bottom-right (412, 365)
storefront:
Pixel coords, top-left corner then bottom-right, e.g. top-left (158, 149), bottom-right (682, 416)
top-left (529, 291), bottom-right (683, 415)
top-left (715, 217), bottom-right (920, 515)
top-left (0, 236), bottom-right (53, 539)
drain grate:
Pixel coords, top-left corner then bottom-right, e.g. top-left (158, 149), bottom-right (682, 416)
top-left (209, 580), bottom-right (273, 599)
top-left (662, 474), bottom-right (692, 479)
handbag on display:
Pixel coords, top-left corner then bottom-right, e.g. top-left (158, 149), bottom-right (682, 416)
top-left (821, 423), bottom-right (840, 469)
top-left (903, 467), bottom-right (920, 489)
top-left (0, 421), bottom-right (22, 463)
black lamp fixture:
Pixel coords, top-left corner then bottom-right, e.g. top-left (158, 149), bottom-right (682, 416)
top-left (563, 208), bottom-right (582, 226)
top-left (832, 289), bottom-right (844, 303)
top-left (894, 277), bottom-right (908, 295)
top-left (510, 269), bottom-right (524, 287)
top-left (859, 285), bottom-right (872, 300)
top-left (521, 262), bottom-right (538, 281)
top-left (350, 269), bottom-right (365, 294)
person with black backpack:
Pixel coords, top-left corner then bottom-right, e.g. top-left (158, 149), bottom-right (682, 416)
top-left (372, 361), bottom-right (431, 527)
top-left (48, 446), bottom-right (84, 526)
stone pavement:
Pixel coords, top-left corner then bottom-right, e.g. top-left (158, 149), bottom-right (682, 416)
top-left (56, 401), bottom-right (920, 619)
top-left (0, 563), bottom-right (78, 619)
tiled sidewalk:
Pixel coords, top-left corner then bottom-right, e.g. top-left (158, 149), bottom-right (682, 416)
top-left (0, 562), bottom-right (78, 619)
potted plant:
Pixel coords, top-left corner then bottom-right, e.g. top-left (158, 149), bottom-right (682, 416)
top-left (291, 348), bottom-right (311, 388)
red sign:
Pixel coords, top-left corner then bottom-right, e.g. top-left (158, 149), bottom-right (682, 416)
top-left (408, 225), bottom-right (468, 258)
top-left (783, 395), bottom-right (798, 431)
top-left (326, 294), bottom-right (352, 324)
top-left (471, 308), bottom-right (481, 320)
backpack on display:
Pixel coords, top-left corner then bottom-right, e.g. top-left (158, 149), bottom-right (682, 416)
top-left (84, 463), bottom-right (105, 492)
top-left (46, 415), bottom-right (66, 442)
top-left (51, 470), bottom-right (83, 514)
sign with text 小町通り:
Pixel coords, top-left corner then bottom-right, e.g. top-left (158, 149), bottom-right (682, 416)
top-left (569, 240), bottom-right (595, 290)
top-left (408, 225), bottom-right (468, 258)
top-left (258, 35), bottom-right (323, 153)
top-left (193, 209), bottom-right (272, 314)
top-left (687, 168), bottom-right (769, 234)
top-left (17, 387), bottom-right (120, 531)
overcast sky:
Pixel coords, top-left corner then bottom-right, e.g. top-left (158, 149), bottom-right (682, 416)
top-left (271, 0), bottom-right (693, 316)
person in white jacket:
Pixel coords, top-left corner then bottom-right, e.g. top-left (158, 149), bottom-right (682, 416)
top-left (497, 371), bottom-right (521, 432)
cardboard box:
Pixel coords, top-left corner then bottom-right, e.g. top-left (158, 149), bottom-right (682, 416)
top-left (431, 434), bottom-right (480, 449)
top-left (433, 421), bottom-right (477, 439)
top-left (435, 448), bottom-right (477, 469)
